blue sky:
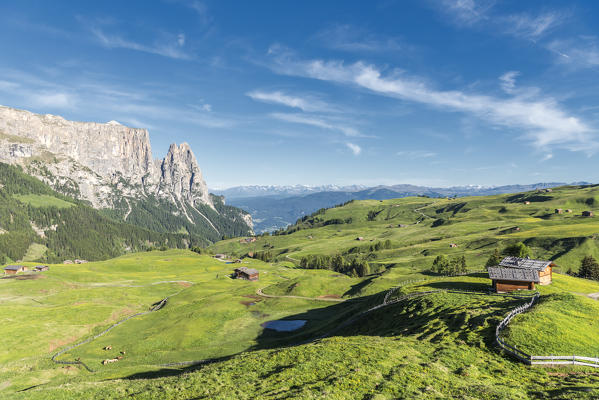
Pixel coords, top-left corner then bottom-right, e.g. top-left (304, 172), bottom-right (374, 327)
top-left (1, 0), bottom-right (599, 188)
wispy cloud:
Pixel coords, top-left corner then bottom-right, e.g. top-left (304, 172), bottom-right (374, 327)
top-left (91, 28), bottom-right (191, 60)
top-left (247, 90), bottom-right (335, 113)
top-left (314, 24), bottom-right (404, 53)
top-left (346, 142), bottom-right (362, 155)
top-left (438, 0), bottom-right (495, 25)
top-left (501, 12), bottom-right (563, 40)
top-left (268, 51), bottom-right (597, 152)
top-left (547, 37), bottom-right (599, 69)
top-left (436, 1), bottom-right (564, 41)
top-left (397, 150), bottom-right (437, 159)
top-left (499, 71), bottom-right (519, 94)
top-left (270, 112), bottom-right (363, 137)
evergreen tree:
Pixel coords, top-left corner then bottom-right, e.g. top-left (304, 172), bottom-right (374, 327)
top-left (485, 249), bottom-right (502, 269)
top-left (432, 255), bottom-right (449, 274)
top-left (504, 242), bottom-right (531, 258)
top-left (579, 256), bottom-right (599, 280)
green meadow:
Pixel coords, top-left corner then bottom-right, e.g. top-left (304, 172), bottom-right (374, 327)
top-left (3, 185), bottom-right (599, 398)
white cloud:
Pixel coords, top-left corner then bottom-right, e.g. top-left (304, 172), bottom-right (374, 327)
top-left (542, 153), bottom-right (554, 161)
top-left (346, 142), bottom-right (361, 155)
top-left (270, 112), bottom-right (362, 137)
top-left (177, 33), bottom-right (185, 47)
top-left (397, 150), bottom-right (437, 159)
top-left (436, 2), bottom-right (564, 41)
top-left (247, 90), bottom-right (334, 113)
top-left (91, 28), bottom-right (191, 60)
top-left (501, 12), bottom-right (562, 40)
top-left (31, 92), bottom-right (75, 108)
top-left (547, 37), bottom-right (599, 68)
top-left (499, 71), bottom-right (519, 94)
top-left (268, 52), bottom-right (597, 152)
top-left (438, 0), bottom-right (495, 25)
top-left (314, 24), bottom-right (404, 53)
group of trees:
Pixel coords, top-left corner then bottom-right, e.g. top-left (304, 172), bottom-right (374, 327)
top-left (484, 242), bottom-right (532, 269)
top-left (299, 253), bottom-right (371, 277)
top-left (575, 256), bottom-right (599, 281)
top-left (430, 255), bottom-right (468, 276)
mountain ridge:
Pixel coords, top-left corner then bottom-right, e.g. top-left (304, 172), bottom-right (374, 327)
top-left (0, 105), bottom-right (253, 240)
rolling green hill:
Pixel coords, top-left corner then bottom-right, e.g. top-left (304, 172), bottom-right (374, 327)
top-left (210, 185), bottom-right (599, 295)
top-left (4, 185), bottom-right (599, 398)
top-left (2, 250), bottom-right (599, 399)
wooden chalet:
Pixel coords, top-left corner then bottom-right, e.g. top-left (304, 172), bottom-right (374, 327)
top-left (34, 265), bottom-right (49, 272)
top-left (583, 211), bottom-right (594, 217)
top-left (3, 265), bottom-right (24, 275)
top-left (488, 257), bottom-right (554, 293)
top-left (234, 266), bottom-right (259, 281)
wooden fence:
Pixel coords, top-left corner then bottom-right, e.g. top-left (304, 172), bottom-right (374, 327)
top-left (495, 293), bottom-right (599, 368)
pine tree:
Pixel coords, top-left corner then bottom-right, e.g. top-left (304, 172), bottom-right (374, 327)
top-left (579, 256), bottom-right (599, 280)
top-left (485, 249), bottom-right (502, 269)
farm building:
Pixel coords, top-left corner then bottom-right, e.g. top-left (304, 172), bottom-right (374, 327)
top-left (449, 243), bottom-right (458, 248)
top-left (34, 265), bottom-right (49, 272)
top-left (566, 209), bottom-right (573, 213)
top-left (3, 265), bottom-right (24, 275)
top-left (214, 254), bottom-right (227, 259)
top-left (233, 267), bottom-right (259, 281)
top-left (555, 209), bottom-right (563, 214)
top-left (356, 237), bottom-right (364, 241)
top-left (524, 201), bottom-right (531, 205)
top-left (583, 211), bottom-right (594, 217)
top-left (63, 260), bottom-right (73, 264)
top-left (488, 257), bottom-right (554, 293)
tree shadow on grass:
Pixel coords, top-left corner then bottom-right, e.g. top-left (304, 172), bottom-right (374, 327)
top-left (417, 281), bottom-right (491, 292)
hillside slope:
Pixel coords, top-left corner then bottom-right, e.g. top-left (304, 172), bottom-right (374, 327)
top-left (0, 163), bottom-right (208, 263)
top-left (211, 184), bottom-right (599, 295)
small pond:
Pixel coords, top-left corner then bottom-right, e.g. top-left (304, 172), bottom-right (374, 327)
top-left (261, 320), bottom-right (307, 332)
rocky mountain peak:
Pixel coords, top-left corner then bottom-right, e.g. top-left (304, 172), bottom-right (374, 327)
top-left (0, 105), bottom-right (213, 211)
top-left (160, 142), bottom-right (213, 208)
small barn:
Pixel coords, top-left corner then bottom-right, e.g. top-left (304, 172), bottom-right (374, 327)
top-left (214, 254), bottom-right (227, 259)
top-left (488, 257), bottom-right (554, 293)
top-left (34, 265), bottom-right (49, 272)
top-left (555, 209), bottom-right (563, 214)
top-left (449, 243), bottom-right (458, 248)
top-left (4, 265), bottom-right (24, 275)
top-left (583, 211), bottom-right (594, 217)
top-left (234, 267), bottom-right (259, 281)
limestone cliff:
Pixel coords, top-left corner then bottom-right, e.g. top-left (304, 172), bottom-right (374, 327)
top-left (0, 105), bottom-right (253, 234)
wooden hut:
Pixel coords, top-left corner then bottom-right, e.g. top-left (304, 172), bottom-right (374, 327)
top-left (555, 209), bottom-right (563, 214)
top-left (488, 257), bottom-right (554, 293)
top-left (34, 265), bottom-right (49, 272)
top-left (583, 211), bottom-right (594, 217)
top-left (3, 265), bottom-right (24, 275)
top-left (234, 267), bottom-right (259, 281)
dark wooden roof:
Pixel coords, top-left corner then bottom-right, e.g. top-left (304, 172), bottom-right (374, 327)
top-left (4, 265), bottom-right (23, 270)
top-left (498, 257), bottom-right (553, 271)
top-left (488, 267), bottom-right (539, 283)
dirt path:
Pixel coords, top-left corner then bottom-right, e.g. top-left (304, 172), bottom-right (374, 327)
top-left (413, 201), bottom-right (439, 224)
top-left (256, 287), bottom-right (345, 302)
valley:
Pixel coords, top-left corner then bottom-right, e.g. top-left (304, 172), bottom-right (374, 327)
top-left (3, 185), bottom-right (599, 398)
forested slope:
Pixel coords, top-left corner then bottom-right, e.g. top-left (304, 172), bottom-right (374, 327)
top-left (0, 163), bottom-right (207, 263)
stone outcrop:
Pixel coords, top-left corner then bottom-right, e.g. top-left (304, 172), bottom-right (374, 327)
top-left (0, 105), bottom-right (215, 212)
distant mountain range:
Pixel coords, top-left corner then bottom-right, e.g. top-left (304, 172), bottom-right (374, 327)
top-left (217, 182), bottom-right (592, 233)
top-left (212, 184), bottom-right (368, 199)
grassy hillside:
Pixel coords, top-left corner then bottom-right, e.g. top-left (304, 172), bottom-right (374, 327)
top-left (211, 185), bottom-right (599, 295)
top-left (0, 163), bottom-right (207, 263)
top-left (4, 186), bottom-right (599, 398)
top-left (3, 254), bottom-right (599, 399)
